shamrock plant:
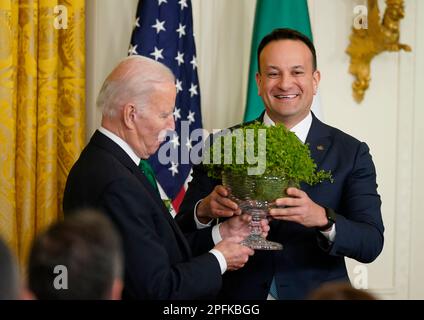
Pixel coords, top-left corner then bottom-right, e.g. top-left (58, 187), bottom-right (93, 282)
top-left (203, 122), bottom-right (333, 186)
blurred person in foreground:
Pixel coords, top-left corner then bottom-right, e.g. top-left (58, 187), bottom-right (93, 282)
top-left (308, 281), bottom-right (377, 300)
top-left (27, 210), bottom-right (123, 300)
top-left (0, 237), bottom-right (20, 300)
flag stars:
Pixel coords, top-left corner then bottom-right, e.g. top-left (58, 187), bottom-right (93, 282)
top-left (189, 83), bottom-right (198, 97)
top-left (152, 19), bottom-right (166, 34)
top-left (134, 17), bottom-right (140, 28)
top-left (190, 56), bottom-right (197, 70)
top-left (176, 23), bottom-right (186, 38)
top-left (187, 110), bottom-right (195, 124)
top-left (170, 134), bottom-right (180, 149)
top-left (131, 0), bottom-right (202, 191)
top-left (128, 44), bottom-right (138, 55)
top-left (175, 51), bottom-right (185, 66)
top-left (178, 0), bottom-right (188, 11)
top-left (150, 46), bottom-right (164, 61)
top-left (173, 107), bottom-right (181, 120)
top-left (169, 162), bottom-right (179, 176)
top-left (175, 80), bottom-right (183, 93)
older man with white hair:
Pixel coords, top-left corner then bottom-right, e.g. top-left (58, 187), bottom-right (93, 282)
top-left (63, 56), bottom-right (256, 300)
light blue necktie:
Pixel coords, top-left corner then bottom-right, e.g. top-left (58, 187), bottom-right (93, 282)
top-left (269, 278), bottom-right (279, 299)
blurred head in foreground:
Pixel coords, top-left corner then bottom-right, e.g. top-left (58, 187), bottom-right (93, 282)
top-left (28, 210), bottom-right (123, 300)
top-left (0, 237), bottom-right (19, 300)
top-left (308, 281), bottom-right (377, 300)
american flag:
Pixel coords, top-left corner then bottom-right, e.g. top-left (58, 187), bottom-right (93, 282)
top-left (129, 0), bottom-right (203, 213)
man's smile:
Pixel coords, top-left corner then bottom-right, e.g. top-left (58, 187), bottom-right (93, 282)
top-left (274, 93), bottom-right (300, 100)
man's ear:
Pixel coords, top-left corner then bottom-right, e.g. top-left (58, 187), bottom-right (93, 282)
top-left (255, 72), bottom-right (262, 96)
top-left (312, 70), bottom-right (321, 95)
top-left (123, 103), bottom-right (137, 129)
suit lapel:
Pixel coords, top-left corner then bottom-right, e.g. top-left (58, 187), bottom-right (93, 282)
top-left (305, 113), bottom-right (332, 169)
top-left (90, 131), bottom-right (192, 256)
top-left (130, 165), bottom-right (192, 256)
top-left (91, 131), bottom-right (163, 202)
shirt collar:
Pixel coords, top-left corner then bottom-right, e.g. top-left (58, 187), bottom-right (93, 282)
top-left (263, 111), bottom-right (312, 144)
top-left (98, 126), bottom-right (141, 165)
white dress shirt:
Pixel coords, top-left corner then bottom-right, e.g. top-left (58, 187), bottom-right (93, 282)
top-left (99, 126), bottom-right (140, 165)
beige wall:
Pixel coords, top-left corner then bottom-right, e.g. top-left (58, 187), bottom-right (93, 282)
top-left (86, 0), bottom-right (424, 299)
top-left (86, 0), bottom-right (139, 141)
top-left (406, 0), bottom-right (424, 300)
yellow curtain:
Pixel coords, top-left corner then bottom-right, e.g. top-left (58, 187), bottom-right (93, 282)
top-left (0, 0), bottom-right (85, 267)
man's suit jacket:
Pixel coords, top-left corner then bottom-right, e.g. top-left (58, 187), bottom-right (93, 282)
top-left (176, 113), bottom-right (384, 299)
top-left (63, 130), bottom-right (222, 299)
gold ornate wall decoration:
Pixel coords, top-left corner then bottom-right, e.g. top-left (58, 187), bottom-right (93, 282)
top-left (346, 0), bottom-right (411, 103)
top-left (0, 0), bottom-right (85, 268)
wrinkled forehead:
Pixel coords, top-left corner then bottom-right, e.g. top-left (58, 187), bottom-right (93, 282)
top-left (142, 82), bottom-right (176, 110)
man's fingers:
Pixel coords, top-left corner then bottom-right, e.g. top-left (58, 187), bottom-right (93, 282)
top-left (240, 214), bottom-right (252, 223)
top-left (213, 209), bottom-right (236, 218)
top-left (260, 220), bottom-right (270, 232)
top-left (215, 185), bottom-right (229, 197)
top-left (216, 196), bottom-right (239, 211)
top-left (210, 196), bottom-right (239, 217)
top-left (258, 220), bottom-right (270, 237)
top-left (211, 185), bottom-right (239, 214)
top-left (259, 218), bottom-right (269, 226)
top-left (241, 246), bottom-right (255, 256)
top-left (286, 187), bottom-right (305, 198)
top-left (275, 197), bottom-right (300, 207)
top-left (269, 207), bottom-right (298, 217)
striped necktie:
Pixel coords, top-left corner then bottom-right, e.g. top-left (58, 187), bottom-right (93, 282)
top-left (139, 159), bottom-right (176, 216)
top-left (139, 159), bottom-right (159, 193)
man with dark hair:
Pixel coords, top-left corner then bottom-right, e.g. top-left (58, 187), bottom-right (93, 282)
top-left (257, 28), bottom-right (317, 72)
top-left (0, 238), bottom-right (19, 300)
top-left (177, 28), bottom-right (384, 299)
top-left (28, 210), bottom-right (123, 300)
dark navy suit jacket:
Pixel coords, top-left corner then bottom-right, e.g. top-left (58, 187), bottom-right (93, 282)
top-left (176, 113), bottom-right (384, 299)
top-left (63, 130), bottom-right (222, 299)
